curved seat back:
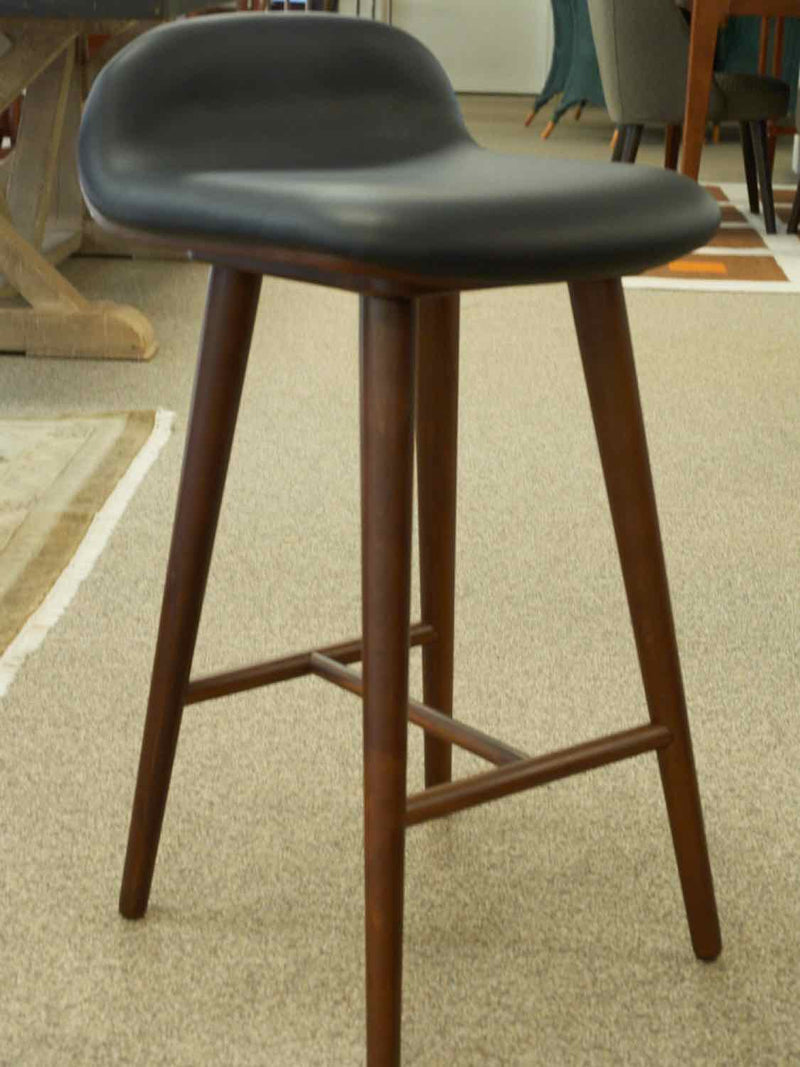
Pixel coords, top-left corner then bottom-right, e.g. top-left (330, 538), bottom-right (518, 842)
top-left (586, 0), bottom-right (724, 124)
top-left (80, 13), bottom-right (471, 193)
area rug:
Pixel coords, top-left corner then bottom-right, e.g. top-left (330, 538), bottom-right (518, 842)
top-left (625, 183), bottom-right (800, 293)
top-left (0, 410), bottom-right (173, 696)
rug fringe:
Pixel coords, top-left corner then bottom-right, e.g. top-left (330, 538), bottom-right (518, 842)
top-left (0, 410), bottom-right (176, 698)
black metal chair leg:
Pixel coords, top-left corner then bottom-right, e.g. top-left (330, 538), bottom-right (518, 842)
top-left (118, 266), bottom-right (262, 920)
top-left (621, 124), bottom-right (643, 164)
top-left (788, 180), bottom-right (800, 235)
top-left (569, 278), bottom-right (722, 962)
top-left (740, 121), bottom-right (760, 215)
top-left (360, 294), bottom-right (416, 1067)
top-left (750, 120), bottom-right (777, 234)
top-left (611, 126), bottom-right (625, 162)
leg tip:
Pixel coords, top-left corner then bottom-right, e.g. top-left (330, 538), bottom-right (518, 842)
top-left (119, 887), bottom-right (150, 920)
top-left (692, 929), bottom-right (722, 962)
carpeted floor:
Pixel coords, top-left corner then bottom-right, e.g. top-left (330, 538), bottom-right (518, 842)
top-left (1, 98), bottom-right (799, 1066)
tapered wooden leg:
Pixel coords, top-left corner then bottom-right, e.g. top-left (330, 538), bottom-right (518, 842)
top-left (360, 294), bottom-right (416, 1067)
top-left (610, 127), bottom-right (622, 161)
top-left (119, 266), bottom-right (262, 920)
top-left (740, 122), bottom-right (760, 215)
top-left (750, 120), bottom-right (777, 234)
top-left (664, 124), bottom-right (682, 171)
top-left (568, 278), bottom-right (722, 962)
top-left (416, 293), bottom-right (459, 788)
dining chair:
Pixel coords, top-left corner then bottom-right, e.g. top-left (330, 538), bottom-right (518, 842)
top-left (786, 91), bottom-right (800, 233)
top-left (588, 0), bottom-right (789, 232)
top-left (79, 14), bottom-right (722, 1065)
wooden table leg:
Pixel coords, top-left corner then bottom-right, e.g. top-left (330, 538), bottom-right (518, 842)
top-left (680, 0), bottom-right (729, 180)
top-left (0, 18), bottom-right (157, 360)
top-left (0, 212), bottom-right (155, 359)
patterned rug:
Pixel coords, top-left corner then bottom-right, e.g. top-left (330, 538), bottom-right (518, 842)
top-left (625, 183), bottom-right (800, 293)
top-left (0, 410), bottom-right (173, 696)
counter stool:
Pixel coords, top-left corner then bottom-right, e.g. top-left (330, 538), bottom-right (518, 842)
top-left (79, 15), bottom-right (722, 1066)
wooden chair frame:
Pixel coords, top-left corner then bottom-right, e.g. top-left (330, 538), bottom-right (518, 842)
top-left (107, 216), bottom-right (722, 1063)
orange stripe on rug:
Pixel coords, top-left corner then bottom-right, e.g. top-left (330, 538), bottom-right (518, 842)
top-left (667, 259), bottom-right (728, 275)
top-left (646, 254), bottom-right (789, 282)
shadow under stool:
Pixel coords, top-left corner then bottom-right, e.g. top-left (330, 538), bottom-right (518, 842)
top-left (78, 14), bottom-right (723, 1066)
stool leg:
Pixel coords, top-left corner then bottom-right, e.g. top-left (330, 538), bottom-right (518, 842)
top-left (119, 266), bottom-right (262, 920)
top-left (568, 278), bottom-right (722, 962)
top-left (360, 294), bottom-right (416, 1067)
top-left (417, 293), bottom-right (460, 788)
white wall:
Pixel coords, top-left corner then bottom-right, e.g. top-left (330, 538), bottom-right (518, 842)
top-left (337, 0), bottom-right (554, 94)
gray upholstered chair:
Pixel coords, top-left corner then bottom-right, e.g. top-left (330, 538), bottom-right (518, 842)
top-left (588, 0), bottom-right (789, 233)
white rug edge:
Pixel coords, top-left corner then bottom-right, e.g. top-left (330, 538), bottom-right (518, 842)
top-left (0, 409), bottom-right (176, 699)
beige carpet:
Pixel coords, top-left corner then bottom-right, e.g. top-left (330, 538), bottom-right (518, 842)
top-left (0, 99), bottom-right (799, 1066)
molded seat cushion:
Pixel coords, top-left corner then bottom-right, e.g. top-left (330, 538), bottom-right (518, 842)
top-left (714, 72), bottom-right (790, 123)
top-left (79, 15), bottom-right (721, 285)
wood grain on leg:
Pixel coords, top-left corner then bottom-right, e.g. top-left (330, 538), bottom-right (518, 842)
top-left (569, 278), bottom-right (722, 962)
top-left (360, 294), bottom-right (416, 1067)
top-left (664, 124), bottom-right (682, 171)
top-left (416, 293), bottom-right (459, 788)
top-left (119, 266), bottom-right (262, 919)
top-left (681, 0), bottom-right (728, 180)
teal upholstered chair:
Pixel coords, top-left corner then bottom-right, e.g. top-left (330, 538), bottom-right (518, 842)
top-left (587, 0), bottom-right (789, 233)
top-left (525, 0), bottom-right (606, 132)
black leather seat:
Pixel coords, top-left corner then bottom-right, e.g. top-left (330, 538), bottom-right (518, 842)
top-left (79, 14), bottom-right (719, 284)
top-left (80, 15), bottom-right (722, 1067)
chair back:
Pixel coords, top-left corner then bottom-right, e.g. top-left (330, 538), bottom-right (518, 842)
top-left (80, 13), bottom-right (470, 197)
top-left (586, 0), bottom-right (722, 124)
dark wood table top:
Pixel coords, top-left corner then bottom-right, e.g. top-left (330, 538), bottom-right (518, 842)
top-left (0, 0), bottom-right (219, 18)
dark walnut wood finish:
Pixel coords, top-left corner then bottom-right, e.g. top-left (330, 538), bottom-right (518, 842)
top-left (119, 265), bottom-right (262, 920)
top-left (569, 278), bottom-right (721, 961)
top-left (416, 293), bottom-right (460, 787)
top-left (117, 245), bottom-right (721, 1064)
top-left (664, 124), bottom-right (682, 171)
